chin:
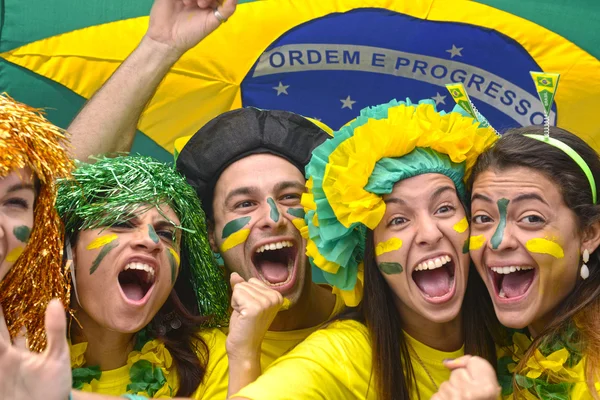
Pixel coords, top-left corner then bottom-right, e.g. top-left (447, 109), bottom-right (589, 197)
top-left (494, 308), bottom-right (533, 330)
top-left (109, 317), bottom-right (152, 334)
top-left (423, 303), bottom-right (463, 324)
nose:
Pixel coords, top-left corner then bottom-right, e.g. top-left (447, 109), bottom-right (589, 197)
top-left (130, 224), bottom-right (162, 253)
top-left (414, 214), bottom-right (444, 247)
top-left (488, 221), bottom-right (518, 252)
top-left (258, 197), bottom-right (286, 231)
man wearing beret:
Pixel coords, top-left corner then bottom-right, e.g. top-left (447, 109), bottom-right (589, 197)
top-left (68, 0), bottom-right (344, 393)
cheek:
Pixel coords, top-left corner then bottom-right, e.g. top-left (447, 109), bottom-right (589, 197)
top-left (3, 219), bottom-right (33, 263)
top-left (219, 217), bottom-right (252, 253)
top-left (166, 248), bottom-right (180, 285)
top-left (374, 236), bottom-right (406, 275)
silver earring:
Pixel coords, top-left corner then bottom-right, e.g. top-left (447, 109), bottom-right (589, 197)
top-left (581, 249), bottom-right (590, 280)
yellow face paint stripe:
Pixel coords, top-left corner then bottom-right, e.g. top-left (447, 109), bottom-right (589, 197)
top-left (168, 248), bottom-right (181, 266)
top-left (469, 235), bottom-right (486, 250)
top-left (525, 238), bottom-right (565, 259)
top-left (6, 246), bottom-right (24, 262)
top-left (453, 217), bottom-right (469, 233)
top-left (375, 237), bottom-right (403, 256)
top-left (220, 229), bottom-right (251, 253)
top-left (86, 233), bottom-right (118, 250)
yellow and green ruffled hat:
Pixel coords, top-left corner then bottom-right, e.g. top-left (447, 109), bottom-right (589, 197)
top-left (302, 98), bottom-right (498, 306)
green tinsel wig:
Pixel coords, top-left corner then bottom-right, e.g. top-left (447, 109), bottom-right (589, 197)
top-left (56, 155), bottom-right (229, 325)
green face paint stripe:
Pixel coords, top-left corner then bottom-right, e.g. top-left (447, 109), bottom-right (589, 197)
top-left (378, 262), bottom-right (403, 275)
top-left (287, 207), bottom-right (305, 219)
top-left (491, 198), bottom-right (510, 249)
top-left (89, 240), bottom-right (119, 275)
top-left (167, 250), bottom-right (177, 284)
top-left (267, 197), bottom-right (280, 222)
top-left (462, 238), bottom-right (469, 254)
top-left (148, 224), bottom-right (159, 244)
top-left (13, 225), bottom-right (31, 243)
top-left (222, 216), bottom-right (251, 239)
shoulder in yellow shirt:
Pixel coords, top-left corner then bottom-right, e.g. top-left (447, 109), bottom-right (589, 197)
top-left (234, 319), bottom-right (463, 399)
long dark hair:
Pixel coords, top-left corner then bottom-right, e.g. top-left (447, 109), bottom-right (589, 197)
top-left (67, 230), bottom-right (209, 397)
top-left (337, 229), bottom-right (498, 400)
top-left (469, 126), bottom-right (600, 396)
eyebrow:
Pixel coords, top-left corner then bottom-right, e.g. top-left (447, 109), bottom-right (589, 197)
top-left (384, 197), bottom-right (407, 206)
top-left (471, 193), bottom-right (493, 203)
top-left (224, 186), bottom-right (258, 207)
top-left (7, 183), bottom-right (35, 194)
top-left (512, 193), bottom-right (549, 207)
top-left (274, 180), bottom-right (306, 193)
top-left (430, 186), bottom-right (456, 202)
top-left (154, 220), bottom-right (177, 230)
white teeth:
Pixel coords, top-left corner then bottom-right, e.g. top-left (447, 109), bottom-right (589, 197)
top-left (255, 241), bottom-right (294, 253)
top-left (490, 265), bottom-right (534, 275)
top-left (499, 288), bottom-right (506, 298)
top-left (124, 262), bottom-right (155, 281)
top-left (414, 256), bottom-right (452, 272)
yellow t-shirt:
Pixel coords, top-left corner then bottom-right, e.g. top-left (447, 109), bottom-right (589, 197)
top-left (74, 328), bottom-right (228, 399)
top-left (234, 319), bottom-right (464, 399)
top-left (221, 289), bottom-right (346, 371)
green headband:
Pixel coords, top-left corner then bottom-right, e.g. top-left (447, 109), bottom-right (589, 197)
top-left (56, 155), bottom-right (229, 325)
top-left (524, 134), bottom-right (597, 204)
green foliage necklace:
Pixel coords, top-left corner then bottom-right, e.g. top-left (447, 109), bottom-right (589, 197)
top-left (70, 331), bottom-right (175, 397)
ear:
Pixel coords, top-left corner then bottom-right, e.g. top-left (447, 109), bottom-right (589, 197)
top-left (581, 220), bottom-right (600, 255)
top-left (207, 220), bottom-right (220, 253)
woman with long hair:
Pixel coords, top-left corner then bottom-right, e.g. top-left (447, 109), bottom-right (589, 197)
top-left (435, 125), bottom-right (600, 399)
top-left (56, 155), bottom-right (230, 398)
top-left (0, 93), bottom-right (72, 351)
top-left (230, 98), bottom-right (500, 400)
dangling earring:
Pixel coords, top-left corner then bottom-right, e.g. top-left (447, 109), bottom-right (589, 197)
top-left (581, 249), bottom-right (590, 280)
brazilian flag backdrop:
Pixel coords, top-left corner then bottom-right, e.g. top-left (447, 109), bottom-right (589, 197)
top-left (1, 0), bottom-right (599, 162)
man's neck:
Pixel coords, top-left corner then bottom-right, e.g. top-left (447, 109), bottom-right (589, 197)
top-left (268, 282), bottom-right (337, 332)
top-left (71, 308), bottom-right (135, 370)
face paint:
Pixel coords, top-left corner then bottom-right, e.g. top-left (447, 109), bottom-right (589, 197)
top-left (375, 237), bottom-right (403, 256)
top-left (453, 217), bottom-right (469, 234)
top-left (490, 198), bottom-right (510, 249)
top-left (221, 216), bottom-right (252, 253)
top-left (90, 240), bottom-right (119, 275)
top-left (462, 238), bottom-right (469, 254)
top-left (222, 217), bottom-right (251, 239)
top-left (148, 224), bottom-right (159, 244)
top-left (6, 246), bottom-right (24, 263)
top-left (280, 298), bottom-right (291, 311)
top-left (378, 262), bottom-right (403, 275)
top-left (167, 248), bottom-right (180, 284)
top-left (267, 197), bottom-right (280, 222)
top-left (13, 225), bottom-right (31, 243)
top-left (469, 235), bottom-right (486, 251)
top-left (287, 208), bottom-right (305, 219)
top-left (86, 233), bottom-right (118, 250)
top-left (525, 238), bottom-right (565, 259)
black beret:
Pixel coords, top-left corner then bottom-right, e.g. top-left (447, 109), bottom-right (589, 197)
top-left (176, 108), bottom-right (330, 214)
